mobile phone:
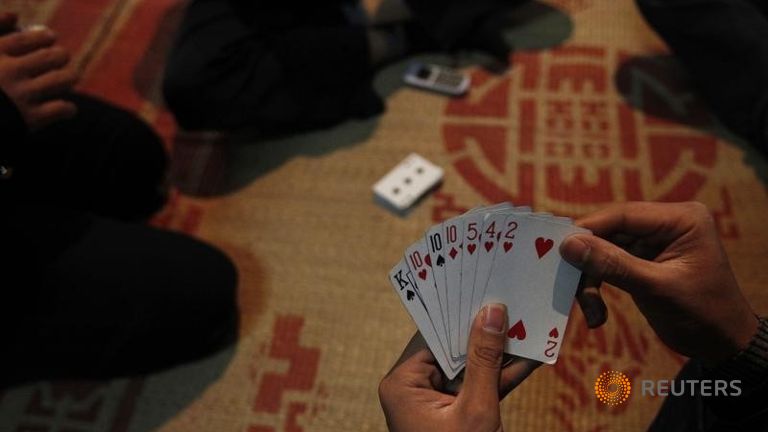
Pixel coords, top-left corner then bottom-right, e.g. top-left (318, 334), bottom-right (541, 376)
top-left (403, 62), bottom-right (470, 96)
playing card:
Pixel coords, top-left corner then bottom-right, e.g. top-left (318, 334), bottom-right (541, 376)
top-left (467, 211), bottom-right (509, 345)
top-left (456, 202), bottom-right (518, 356)
top-left (388, 259), bottom-right (460, 378)
top-left (425, 223), bottom-right (451, 355)
top-left (389, 202), bottom-right (587, 377)
top-left (441, 216), bottom-right (464, 360)
top-left (468, 207), bottom-right (534, 340)
top-left (404, 239), bottom-right (452, 367)
top-left (482, 214), bottom-right (588, 364)
top-left (457, 211), bottom-right (485, 356)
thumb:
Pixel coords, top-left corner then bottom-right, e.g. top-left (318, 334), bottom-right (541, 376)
top-left (459, 303), bottom-right (507, 408)
top-left (560, 233), bottom-right (660, 295)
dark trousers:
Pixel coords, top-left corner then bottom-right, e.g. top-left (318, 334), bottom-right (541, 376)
top-left (162, 0), bottom-right (379, 132)
top-left (636, 0), bottom-right (768, 153)
top-left (0, 95), bottom-right (238, 386)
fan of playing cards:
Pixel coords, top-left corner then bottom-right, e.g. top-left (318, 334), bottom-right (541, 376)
top-left (388, 203), bottom-right (589, 379)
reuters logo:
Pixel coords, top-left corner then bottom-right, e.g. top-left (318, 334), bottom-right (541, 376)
top-left (594, 371), bottom-right (631, 406)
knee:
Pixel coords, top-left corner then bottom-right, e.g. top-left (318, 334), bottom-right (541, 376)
top-left (183, 239), bottom-right (239, 342)
top-left (139, 235), bottom-right (239, 361)
top-left (109, 114), bottom-right (169, 218)
top-left (163, 36), bottom-right (281, 131)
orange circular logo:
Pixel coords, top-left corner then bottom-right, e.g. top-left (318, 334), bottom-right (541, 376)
top-left (594, 371), bottom-right (631, 406)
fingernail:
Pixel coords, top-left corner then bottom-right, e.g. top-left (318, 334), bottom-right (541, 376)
top-left (482, 303), bottom-right (506, 333)
top-left (26, 24), bottom-right (53, 37)
top-left (561, 236), bottom-right (590, 268)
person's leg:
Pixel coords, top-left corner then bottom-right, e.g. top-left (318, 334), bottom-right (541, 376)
top-left (636, 0), bottom-right (768, 153)
top-left (8, 93), bottom-right (168, 221)
top-left (162, 0), bottom-right (380, 132)
top-left (0, 204), bottom-right (238, 387)
top-left (0, 94), bottom-right (237, 386)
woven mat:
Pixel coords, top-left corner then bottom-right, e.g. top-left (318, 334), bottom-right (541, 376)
top-left (1, 0), bottom-right (767, 431)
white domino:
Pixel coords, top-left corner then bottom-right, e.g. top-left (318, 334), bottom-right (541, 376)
top-left (373, 153), bottom-right (443, 213)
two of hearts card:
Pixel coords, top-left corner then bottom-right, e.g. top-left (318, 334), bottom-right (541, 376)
top-left (388, 202), bottom-right (589, 379)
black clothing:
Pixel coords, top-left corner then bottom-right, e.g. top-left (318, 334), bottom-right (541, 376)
top-left (636, 0), bottom-right (768, 153)
top-left (650, 318), bottom-right (768, 431)
top-left (0, 93), bottom-right (238, 386)
top-left (163, 0), bottom-right (379, 132)
top-left (0, 89), bottom-right (26, 170)
top-left (162, 0), bottom-right (518, 132)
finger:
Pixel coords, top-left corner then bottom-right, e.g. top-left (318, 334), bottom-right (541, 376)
top-left (609, 233), bottom-right (635, 247)
top-left (379, 348), bottom-right (443, 409)
top-left (401, 348), bottom-right (439, 373)
top-left (386, 336), bottom-right (433, 377)
top-left (0, 27), bottom-right (56, 56)
top-left (499, 357), bottom-right (541, 399)
top-left (560, 233), bottom-right (661, 296)
top-left (576, 274), bottom-right (607, 328)
top-left (390, 331), bottom-right (430, 373)
top-left (387, 332), bottom-right (442, 385)
top-left (575, 201), bottom-right (694, 239)
top-left (26, 66), bottom-right (77, 100)
top-left (390, 348), bottom-right (443, 389)
top-left (17, 46), bottom-right (70, 77)
top-left (406, 347), bottom-right (436, 365)
top-left (458, 303), bottom-right (507, 408)
top-left (396, 334), bottom-right (445, 389)
top-left (385, 332), bottom-right (441, 386)
top-left (26, 99), bottom-right (77, 130)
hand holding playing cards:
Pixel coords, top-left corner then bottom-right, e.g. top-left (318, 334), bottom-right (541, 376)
top-left (379, 304), bottom-right (539, 432)
top-left (0, 19), bottom-right (77, 130)
top-left (390, 203), bottom-right (587, 374)
top-left (561, 201), bottom-right (760, 364)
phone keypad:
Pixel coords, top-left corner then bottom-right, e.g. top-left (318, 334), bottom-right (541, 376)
top-left (435, 72), bottom-right (464, 88)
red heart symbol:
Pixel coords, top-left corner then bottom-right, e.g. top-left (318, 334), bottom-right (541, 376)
top-left (418, 269), bottom-right (427, 280)
top-left (535, 237), bottom-right (554, 259)
top-left (549, 327), bottom-right (559, 338)
top-left (424, 255), bottom-right (432, 267)
top-left (467, 244), bottom-right (476, 255)
top-left (484, 241), bottom-right (494, 252)
top-left (503, 242), bottom-right (513, 253)
top-left (449, 247), bottom-right (458, 259)
top-left (507, 320), bottom-right (527, 340)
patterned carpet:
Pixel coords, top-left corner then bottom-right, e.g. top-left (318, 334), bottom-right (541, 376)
top-left (1, 0), bottom-right (767, 431)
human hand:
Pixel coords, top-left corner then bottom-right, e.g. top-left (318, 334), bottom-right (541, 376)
top-left (0, 24), bottom-right (77, 130)
top-left (561, 201), bottom-right (759, 364)
top-left (379, 304), bottom-right (540, 432)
